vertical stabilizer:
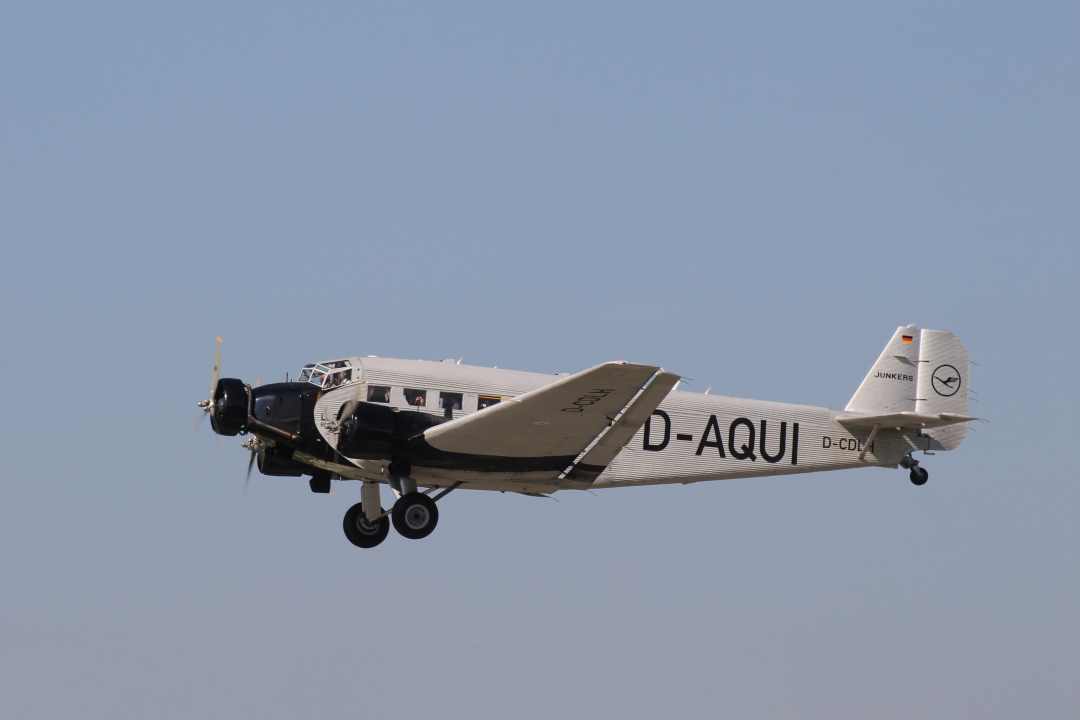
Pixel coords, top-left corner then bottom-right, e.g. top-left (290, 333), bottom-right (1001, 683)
top-left (915, 329), bottom-right (970, 449)
top-left (845, 325), bottom-right (920, 414)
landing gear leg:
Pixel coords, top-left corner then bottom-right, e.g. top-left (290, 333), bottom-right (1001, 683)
top-left (900, 454), bottom-right (929, 486)
top-left (342, 481), bottom-right (389, 548)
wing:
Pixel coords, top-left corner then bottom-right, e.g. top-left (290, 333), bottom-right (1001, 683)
top-left (409, 362), bottom-right (676, 481)
top-left (564, 370), bottom-right (680, 481)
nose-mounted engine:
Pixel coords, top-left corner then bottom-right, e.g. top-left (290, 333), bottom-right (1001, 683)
top-left (209, 379), bottom-right (318, 441)
top-left (209, 378), bottom-right (249, 436)
top-left (198, 338), bottom-right (340, 492)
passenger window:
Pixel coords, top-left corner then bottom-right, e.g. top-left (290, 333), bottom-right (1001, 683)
top-left (404, 388), bottom-right (427, 407)
top-left (439, 392), bottom-right (463, 411)
top-left (367, 385), bottom-right (391, 403)
top-left (478, 395), bottom-right (501, 410)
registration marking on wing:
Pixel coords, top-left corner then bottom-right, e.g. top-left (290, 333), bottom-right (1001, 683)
top-left (561, 388), bottom-right (616, 413)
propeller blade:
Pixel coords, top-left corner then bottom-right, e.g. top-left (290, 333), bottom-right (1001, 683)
top-left (244, 448), bottom-right (256, 494)
top-left (331, 383), bottom-right (365, 464)
top-left (209, 336), bottom-right (223, 401)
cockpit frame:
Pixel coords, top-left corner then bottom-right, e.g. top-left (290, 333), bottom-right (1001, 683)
top-left (298, 360), bottom-right (357, 390)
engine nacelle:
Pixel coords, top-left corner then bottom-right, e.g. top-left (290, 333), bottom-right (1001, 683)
top-left (257, 445), bottom-right (309, 477)
top-left (338, 403), bottom-right (445, 460)
top-left (338, 402), bottom-right (396, 459)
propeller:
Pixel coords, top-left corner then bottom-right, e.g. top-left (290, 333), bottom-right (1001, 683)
top-left (337, 381), bottom-right (365, 427)
top-left (242, 435), bottom-right (263, 494)
top-left (245, 447), bottom-right (257, 493)
top-left (196, 336), bottom-right (224, 424)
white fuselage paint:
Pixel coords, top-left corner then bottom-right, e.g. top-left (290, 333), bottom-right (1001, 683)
top-left (313, 357), bottom-right (909, 493)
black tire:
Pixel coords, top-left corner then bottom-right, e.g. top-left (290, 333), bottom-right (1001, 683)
top-left (910, 467), bottom-right (929, 486)
top-left (343, 502), bottom-right (389, 548)
top-left (391, 492), bottom-right (439, 540)
top-left (309, 473), bottom-right (331, 494)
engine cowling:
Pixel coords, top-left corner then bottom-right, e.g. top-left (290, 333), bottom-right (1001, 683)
top-left (338, 402), bottom-right (396, 459)
top-left (210, 378), bottom-right (248, 436)
top-left (338, 403), bottom-right (445, 462)
top-left (256, 445), bottom-right (309, 476)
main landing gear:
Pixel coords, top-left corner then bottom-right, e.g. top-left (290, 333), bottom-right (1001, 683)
top-left (343, 502), bottom-right (390, 548)
top-left (391, 493), bottom-right (439, 539)
top-left (900, 454), bottom-right (929, 486)
top-left (341, 480), bottom-right (457, 549)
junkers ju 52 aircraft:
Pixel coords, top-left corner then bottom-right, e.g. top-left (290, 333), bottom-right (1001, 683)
top-left (198, 325), bottom-right (974, 549)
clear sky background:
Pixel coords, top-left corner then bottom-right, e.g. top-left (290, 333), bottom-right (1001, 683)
top-left (2, 2), bottom-right (1077, 718)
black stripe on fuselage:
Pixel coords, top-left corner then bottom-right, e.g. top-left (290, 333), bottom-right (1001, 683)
top-left (409, 437), bottom-right (601, 475)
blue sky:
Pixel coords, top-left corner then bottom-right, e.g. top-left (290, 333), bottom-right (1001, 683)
top-left (2, 2), bottom-right (1077, 717)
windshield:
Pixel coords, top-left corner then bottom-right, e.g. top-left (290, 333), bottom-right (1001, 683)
top-left (299, 360), bottom-right (355, 390)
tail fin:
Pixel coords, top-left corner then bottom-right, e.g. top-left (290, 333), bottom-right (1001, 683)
top-left (845, 326), bottom-right (971, 450)
top-left (845, 325), bottom-right (921, 415)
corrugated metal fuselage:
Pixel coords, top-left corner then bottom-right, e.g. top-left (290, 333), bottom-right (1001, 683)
top-left (312, 357), bottom-right (910, 494)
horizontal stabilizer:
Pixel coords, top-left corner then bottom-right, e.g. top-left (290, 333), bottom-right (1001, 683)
top-left (836, 411), bottom-right (977, 431)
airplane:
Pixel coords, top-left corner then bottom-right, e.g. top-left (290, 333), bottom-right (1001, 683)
top-left (198, 325), bottom-right (975, 549)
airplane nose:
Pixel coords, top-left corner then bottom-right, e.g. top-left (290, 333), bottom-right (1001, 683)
top-left (209, 378), bottom-right (249, 436)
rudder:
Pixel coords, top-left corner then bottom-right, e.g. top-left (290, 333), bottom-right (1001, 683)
top-left (915, 329), bottom-right (970, 450)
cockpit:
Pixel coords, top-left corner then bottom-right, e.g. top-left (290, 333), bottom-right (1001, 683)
top-left (297, 359), bottom-right (357, 390)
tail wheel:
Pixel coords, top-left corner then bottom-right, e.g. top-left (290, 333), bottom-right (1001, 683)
top-left (910, 467), bottom-right (929, 486)
top-left (343, 502), bottom-right (389, 548)
top-left (391, 493), bottom-right (439, 539)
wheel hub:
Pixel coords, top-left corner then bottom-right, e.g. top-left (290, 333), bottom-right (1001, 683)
top-left (355, 515), bottom-right (380, 535)
top-left (405, 505), bottom-right (430, 530)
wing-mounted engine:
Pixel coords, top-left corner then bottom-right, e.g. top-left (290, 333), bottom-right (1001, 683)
top-left (337, 402), bottom-right (446, 469)
top-left (256, 445), bottom-right (309, 477)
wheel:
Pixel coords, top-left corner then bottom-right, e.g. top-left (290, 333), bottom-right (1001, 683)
top-left (391, 492), bottom-right (439, 540)
top-left (343, 502), bottom-right (389, 548)
top-left (309, 473), bottom-right (331, 494)
top-left (910, 467), bottom-right (929, 486)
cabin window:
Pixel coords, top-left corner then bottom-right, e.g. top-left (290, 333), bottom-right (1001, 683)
top-left (439, 392), bottom-right (463, 411)
top-left (478, 395), bottom-right (501, 410)
top-left (404, 388), bottom-right (427, 407)
top-left (367, 385), bottom-right (391, 403)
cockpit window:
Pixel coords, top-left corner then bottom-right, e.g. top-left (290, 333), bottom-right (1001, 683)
top-left (299, 361), bottom-right (354, 389)
top-left (404, 388), bottom-right (427, 407)
top-left (367, 385), bottom-right (391, 403)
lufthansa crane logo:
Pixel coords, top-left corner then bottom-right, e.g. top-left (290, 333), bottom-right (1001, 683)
top-left (931, 364), bottom-right (961, 397)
